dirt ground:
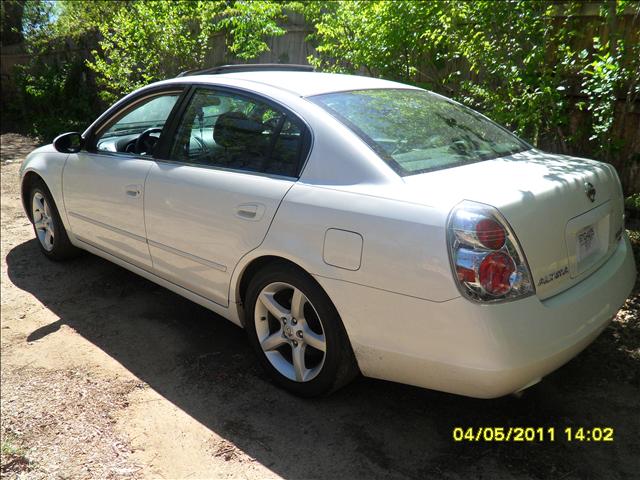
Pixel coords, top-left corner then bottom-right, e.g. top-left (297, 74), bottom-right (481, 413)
top-left (1, 133), bottom-right (639, 479)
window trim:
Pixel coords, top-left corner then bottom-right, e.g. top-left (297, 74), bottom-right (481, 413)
top-left (161, 84), bottom-right (312, 179)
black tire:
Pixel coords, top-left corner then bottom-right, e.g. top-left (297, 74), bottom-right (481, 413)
top-left (245, 263), bottom-right (359, 397)
top-left (29, 180), bottom-right (81, 261)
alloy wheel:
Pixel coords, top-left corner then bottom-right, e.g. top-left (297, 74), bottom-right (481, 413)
top-left (254, 282), bottom-right (327, 382)
top-left (32, 192), bottom-right (55, 251)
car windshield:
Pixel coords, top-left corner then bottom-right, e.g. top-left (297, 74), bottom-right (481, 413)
top-left (310, 88), bottom-right (530, 176)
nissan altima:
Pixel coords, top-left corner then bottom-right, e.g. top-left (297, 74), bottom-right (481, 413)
top-left (20, 64), bottom-right (636, 398)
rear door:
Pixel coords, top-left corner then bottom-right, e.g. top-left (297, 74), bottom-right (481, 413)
top-left (63, 89), bottom-right (183, 268)
top-left (144, 87), bottom-right (309, 306)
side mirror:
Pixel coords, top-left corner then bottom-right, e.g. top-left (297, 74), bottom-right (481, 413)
top-left (53, 132), bottom-right (83, 153)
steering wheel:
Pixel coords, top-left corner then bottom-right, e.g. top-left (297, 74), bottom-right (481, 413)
top-left (450, 137), bottom-right (474, 155)
top-left (135, 127), bottom-right (163, 155)
top-left (263, 116), bottom-right (282, 130)
top-left (191, 135), bottom-right (209, 154)
top-left (389, 138), bottom-right (411, 155)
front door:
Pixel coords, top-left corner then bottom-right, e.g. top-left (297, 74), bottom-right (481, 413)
top-left (144, 87), bottom-right (309, 306)
top-left (63, 91), bottom-right (182, 268)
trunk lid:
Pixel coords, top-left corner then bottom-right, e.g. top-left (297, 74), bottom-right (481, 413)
top-left (403, 149), bottom-right (625, 299)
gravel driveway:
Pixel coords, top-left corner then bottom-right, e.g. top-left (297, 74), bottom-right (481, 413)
top-left (1, 133), bottom-right (639, 479)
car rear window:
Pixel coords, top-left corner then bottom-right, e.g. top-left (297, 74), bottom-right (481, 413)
top-left (309, 89), bottom-right (529, 176)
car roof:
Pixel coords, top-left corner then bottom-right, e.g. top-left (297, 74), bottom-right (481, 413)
top-left (171, 71), bottom-right (419, 97)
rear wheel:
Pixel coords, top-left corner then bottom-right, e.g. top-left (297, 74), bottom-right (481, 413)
top-left (29, 181), bottom-right (80, 260)
top-left (245, 263), bottom-right (358, 397)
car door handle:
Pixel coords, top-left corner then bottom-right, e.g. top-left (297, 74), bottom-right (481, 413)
top-left (125, 184), bottom-right (142, 198)
top-left (235, 203), bottom-right (265, 221)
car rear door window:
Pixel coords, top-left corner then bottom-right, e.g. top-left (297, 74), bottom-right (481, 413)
top-left (169, 88), bottom-right (304, 177)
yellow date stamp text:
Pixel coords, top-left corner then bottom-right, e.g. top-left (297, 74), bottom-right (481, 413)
top-left (452, 426), bottom-right (614, 442)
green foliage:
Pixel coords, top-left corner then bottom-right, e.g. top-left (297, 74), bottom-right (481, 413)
top-left (0, 433), bottom-right (31, 474)
top-left (626, 193), bottom-right (640, 211)
top-left (1, 436), bottom-right (28, 458)
top-left (296, 1), bottom-right (582, 143)
top-left (581, 39), bottom-right (622, 142)
top-left (52, 0), bottom-right (131, 39)
top-left (8, 0), bottom-right (640, 194)
top-left (579, 1), bottom-right (640, 163)
top-left (10, 0), bottom-right (288, 139)
top-left (448, 1), bottom-right (581, 145)
top-left (88, 0), bottom-right (221, 103)
top-left (1, 0), bottom-right (26, 45)
top-left (296, 1), bottom-right (451, 82)
top-left (219, 1), bottom-right (286, 59)
top-left (87, 0), bottom-right (287, 103)
top-left (15, 59), bottom-right (97, 140)
top-left (295, 0), bottom-right (640, 193)
top-left (8, 1), bottom-right (103, 141)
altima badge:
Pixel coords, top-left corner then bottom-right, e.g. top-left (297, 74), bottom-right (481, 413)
top-left (585, 182), bottom-right (596, 202)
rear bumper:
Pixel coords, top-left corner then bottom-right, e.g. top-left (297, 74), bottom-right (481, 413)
top-left (316, 234), bottom-right (636, 398)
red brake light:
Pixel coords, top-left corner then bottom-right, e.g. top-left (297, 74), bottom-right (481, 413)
top-left (456, 265), bottom-right (476, 283)
top-left (448, 201), bottom-right (534, 303)
top-left (478, 252), bottom-right (515, 296)
top-left (475, 218), bottom-right (506, 250)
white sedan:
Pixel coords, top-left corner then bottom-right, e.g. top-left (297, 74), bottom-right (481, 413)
top-left (20, 65), bottom-right (636, 398)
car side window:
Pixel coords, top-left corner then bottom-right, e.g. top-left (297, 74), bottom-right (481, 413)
top-left (169, 88), bottom-right (304, 177)
top-left (95, 93), bottom-right (180, 156)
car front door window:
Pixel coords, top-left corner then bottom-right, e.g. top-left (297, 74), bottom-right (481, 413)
top-left (95, 93), bottom-right (180, 156)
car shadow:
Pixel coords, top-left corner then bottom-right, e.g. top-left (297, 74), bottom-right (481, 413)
top-left (6, 239), bottom-right (638, 479)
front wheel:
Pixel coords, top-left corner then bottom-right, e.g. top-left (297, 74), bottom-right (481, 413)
top-left (29, 181), bottom-right (80, 260)
top-left (244, 264), bottom-right (358, 397)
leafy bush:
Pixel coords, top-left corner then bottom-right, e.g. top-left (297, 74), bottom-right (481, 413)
top-left (5, 0), bottom-right (107, 141)
top-left (5, 0), bottom-right (639, 195)
top-left (294, 0), bottom-right (640, 194)
top-left (87, 0), bottom-right (287, 103)
top-left (14, 59), bottom-right (98, 141)
top-left (8, 0), bottom-right (288, 138)
top-left (626, 194), bottom-right (640, 211)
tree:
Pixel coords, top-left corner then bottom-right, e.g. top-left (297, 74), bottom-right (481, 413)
top-left (296, 0), bottom-right (640, 193)
top-left (11, 0), bottom-right (289, 137)
top-left (87, 0), bottom-right (287, 103)
top-left (1, 0), bottom-right (25, 46)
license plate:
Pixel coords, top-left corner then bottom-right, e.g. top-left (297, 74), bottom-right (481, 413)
top-left (576, 225), bottom-right (598, 264)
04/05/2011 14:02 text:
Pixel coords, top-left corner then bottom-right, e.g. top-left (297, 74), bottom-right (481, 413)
top-left (452, 426), bottom-right (614, 442)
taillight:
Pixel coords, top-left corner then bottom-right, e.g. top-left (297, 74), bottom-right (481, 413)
top-left (475, 218), bottom-right (505, 250)
top-left (447, 201), bottom-right (534, 303)
top-left (478, 252), bottom-right (515, 295)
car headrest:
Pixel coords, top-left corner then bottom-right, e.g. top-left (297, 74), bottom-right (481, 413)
top-left (213, 111), bottom-right (264, 148)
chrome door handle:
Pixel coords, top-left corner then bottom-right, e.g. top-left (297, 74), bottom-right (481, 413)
top-left (235, 203), bottom-right (265, 221)
top-left (125, 184), bottom-right (142, 198)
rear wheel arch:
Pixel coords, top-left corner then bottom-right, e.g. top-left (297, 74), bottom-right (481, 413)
top-left (235, 256), bottom-right (348, 333)
top-left (236, 256), bottom-right (315, 316)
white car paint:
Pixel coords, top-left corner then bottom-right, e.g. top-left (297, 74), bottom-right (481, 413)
top-left (63, 151), bottom-right (154, 268)
top-left (20, 71), bottom-right (636, 398)
top-left (144, 162), bottom-right (294, 306)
